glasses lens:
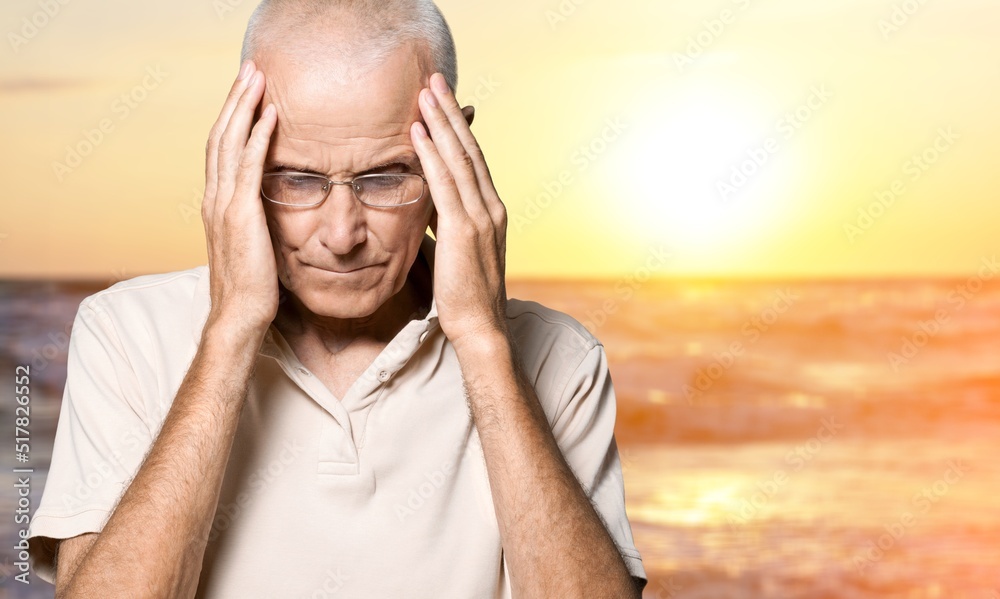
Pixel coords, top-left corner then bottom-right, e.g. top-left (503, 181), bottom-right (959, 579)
top-left (355, 174), bottom-right (424, 206)
top-left (262, 173), bottom-right (328, 205)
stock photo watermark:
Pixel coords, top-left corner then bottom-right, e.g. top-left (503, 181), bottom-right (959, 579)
top-left (544, 0), bottom-right (590, 30)
top-left (7, 0), bottom-right (72, 54)
top-left (878, 0), bottom-right (933, 40)
top-left (393, 458), bottom-right (457, 522)
top-left (205, 439), bottom-right (305, 543)
top-left (58, 424), bottom-right (148, 512)
top-left (673, 0), bottom-right (758, 72)
top-left (28, 298), bottom-right (114, 374)
top-left (652, 576), bottom-right (683, 599)
top-left (580, 246), bottom-right (672, 334)
top-left (511, 116), bottom-right (627, 234)
top-left (12, 365), bottom-right (34, 585)
top-left (852, 459), bottom-right (971, 574)
top-left (684, 287), bottom-right (800, 404)
top-left (51, 65), bottom-right (169, 182)
top-left (717, 85), bottom-right (834, 202)
top-left (459, 74), bottom-right (501, 112)
top-left (726, 416), bottom-right (844, 529)
top-left (213, 0), bottom-right (247, 20)
top-left (887, 255), bottom-right (998, 371)
top-left (844, 126), bottom-right (958, 243)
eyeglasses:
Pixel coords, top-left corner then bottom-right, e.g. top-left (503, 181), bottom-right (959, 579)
top-left (260, 172), bottom-right (427, 208)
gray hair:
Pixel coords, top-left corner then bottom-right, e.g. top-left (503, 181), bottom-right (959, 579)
top-left (240, 0), bottom-right (458, 91)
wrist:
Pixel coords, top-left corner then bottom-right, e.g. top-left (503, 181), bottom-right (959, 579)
top-left (451, 327), bottom-right (512, 359)
top-left (202, 312), bottom-right (270, 353)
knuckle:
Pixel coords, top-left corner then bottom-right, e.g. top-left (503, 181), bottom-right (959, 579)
top-left (238, 148), bottom-right (259, 171)
top-left (217, 133), bottom-right (237, 155)
top-left (468, 140), bottom-right (485, 160)
top-left (457, 221), bottom-right (477, 238)
top-left (206, 132), bottom-right (222, 157)
top-left (453, 151), bottom-right (474, 171)
top-left (436, 170), bottom-right (456, 188)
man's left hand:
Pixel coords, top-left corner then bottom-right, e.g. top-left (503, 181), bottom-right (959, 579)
top-left (410, 72), bottom-right (509, 350)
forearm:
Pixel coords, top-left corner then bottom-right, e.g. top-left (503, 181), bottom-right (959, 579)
top-left (60, 319), bottom-right (263, 598)
top-left (454, 334), bottom-right (636, 599)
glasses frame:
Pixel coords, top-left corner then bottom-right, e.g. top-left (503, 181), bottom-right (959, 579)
top-left (260, 171), bottom-right (428, 208)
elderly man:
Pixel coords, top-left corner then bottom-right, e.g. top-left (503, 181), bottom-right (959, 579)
top-left (27, 1), bottom-right (646, 596)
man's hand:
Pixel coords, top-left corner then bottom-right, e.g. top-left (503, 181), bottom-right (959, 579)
top-left (202, 60), bottom-right (279, 338)
top-left (410, 72), bottom-right (509, 350)
top-left (56, 62), bottom-right (282, 599)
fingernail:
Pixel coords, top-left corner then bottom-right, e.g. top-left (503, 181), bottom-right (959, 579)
top-left (413, 121), bottom-right (428, 138)
top-left (238, 61), bottom-right (252, 81)
top-left (431, 73), bottom-right (449, 94)
top-left (423, 88), bottom-right (438, 108)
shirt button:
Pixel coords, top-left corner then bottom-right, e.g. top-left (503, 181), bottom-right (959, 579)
top-left (377, 369), bottom-right (391, 382)
top-left (418, 331), bottom-right (428, 343)
top-left (296, 366), bottom-right (310, 376)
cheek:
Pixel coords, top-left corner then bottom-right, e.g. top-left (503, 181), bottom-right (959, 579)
top-left (263, 211), bottom-right (306, 250)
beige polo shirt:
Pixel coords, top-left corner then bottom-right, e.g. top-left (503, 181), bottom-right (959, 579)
top-left (28, 233), bottom-right (646, 597)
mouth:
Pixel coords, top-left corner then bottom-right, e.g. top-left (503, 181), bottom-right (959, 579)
top-left (307, 263), bottom-right (382, 275)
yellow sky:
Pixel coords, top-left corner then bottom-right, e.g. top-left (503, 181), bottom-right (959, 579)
top-left (1, 0), bottom-right (998, 280)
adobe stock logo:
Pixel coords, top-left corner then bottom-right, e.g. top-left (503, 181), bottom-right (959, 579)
top-left (716, 85), bottom-right (833, 202)
top-left (878, 0), bottom-right (932, 40)
top-left (51, 65), bottom-right (169, 182)
top-left (844, 127), bottom-right (959, 243)
top-left (852, 459), bottom-right (971, 574)
top-left (7, 0), bottom-right (72, 54)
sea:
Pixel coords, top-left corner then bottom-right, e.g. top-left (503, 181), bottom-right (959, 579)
top-left (1, 276), bottom-right (998, 598)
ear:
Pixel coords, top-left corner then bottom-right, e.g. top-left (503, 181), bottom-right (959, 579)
top-left (461, 105), bottom-right (475, 127)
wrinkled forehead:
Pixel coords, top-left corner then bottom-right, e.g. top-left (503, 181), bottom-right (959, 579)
top-left (255, 38), bottom-right (432, 137)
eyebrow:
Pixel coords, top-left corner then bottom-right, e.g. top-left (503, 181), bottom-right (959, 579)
top-left (266, 154), bottom-right (422, 177)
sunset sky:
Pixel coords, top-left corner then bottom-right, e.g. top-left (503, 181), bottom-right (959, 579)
top-left (1, 0), bottom-right (998, 280)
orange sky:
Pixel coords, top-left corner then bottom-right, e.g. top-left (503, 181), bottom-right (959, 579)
top-left (1, 0), bottom-right (998, 280)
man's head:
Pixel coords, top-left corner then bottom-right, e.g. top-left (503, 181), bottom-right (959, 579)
top-left (240, 0), bottom-right (462, 321)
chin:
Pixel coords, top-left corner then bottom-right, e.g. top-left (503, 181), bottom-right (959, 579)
top-left (293, 283), bottom-right (385, 319)
top-left (281, 262), bottom-right (400, 318)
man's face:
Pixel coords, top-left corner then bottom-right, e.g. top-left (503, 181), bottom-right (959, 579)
top-left (255, 39), bottom-right (435, 320)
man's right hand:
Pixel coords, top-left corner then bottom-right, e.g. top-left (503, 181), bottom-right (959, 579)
top-left (201, 60), bottom-right (279, 340)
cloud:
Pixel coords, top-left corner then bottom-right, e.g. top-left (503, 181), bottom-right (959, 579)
top-left (0, 77), bottom-right (92, 93)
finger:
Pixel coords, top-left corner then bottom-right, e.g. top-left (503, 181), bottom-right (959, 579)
top-left (205, 60), bottom-right (256, 208)
top-left (411, 120), bottom-right (467, 226)
top-left (231, 104), bottom-right (278, 215)
top-left (215, 70), bottom-right (267, 221)
top-left (427, 74), bottom-right (502, 220)
top-left (454, 103), bottom-right (506, 237)
top-left (418, 85), bottom-right (491, 223)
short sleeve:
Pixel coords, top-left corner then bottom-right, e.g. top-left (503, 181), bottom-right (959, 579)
top-left (27, 298), bottom-right (154, 584)
top-left (550, 342), bottom-right (647, 589)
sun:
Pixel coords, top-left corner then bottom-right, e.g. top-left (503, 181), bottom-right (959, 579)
top-left (599, 83), bottom-right (805, 265)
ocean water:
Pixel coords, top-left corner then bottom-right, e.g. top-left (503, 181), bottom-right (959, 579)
top-left (1, 277), bottom-right (998, 598)
top-left (505, 277), bottom-right (1000, 598)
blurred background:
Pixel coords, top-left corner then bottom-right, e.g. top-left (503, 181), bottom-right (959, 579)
top-left (2, 0), bottom-right (999, 597)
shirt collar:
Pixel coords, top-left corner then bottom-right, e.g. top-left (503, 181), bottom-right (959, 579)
top-left (191, 232), bottom-right (439, 339)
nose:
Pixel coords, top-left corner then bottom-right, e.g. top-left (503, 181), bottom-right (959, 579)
top-left (316, 181), bottom-right (367, 255)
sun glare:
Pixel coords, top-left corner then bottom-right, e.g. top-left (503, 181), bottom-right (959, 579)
top-left (602, 85), bottom-right (805, 265)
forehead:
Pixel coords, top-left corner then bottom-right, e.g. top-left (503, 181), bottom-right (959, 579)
top-left (257, 39), bottom-right (431, 171)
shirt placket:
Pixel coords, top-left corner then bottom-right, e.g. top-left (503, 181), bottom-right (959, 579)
top-left (258, 319), bottom-right (438, 476)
